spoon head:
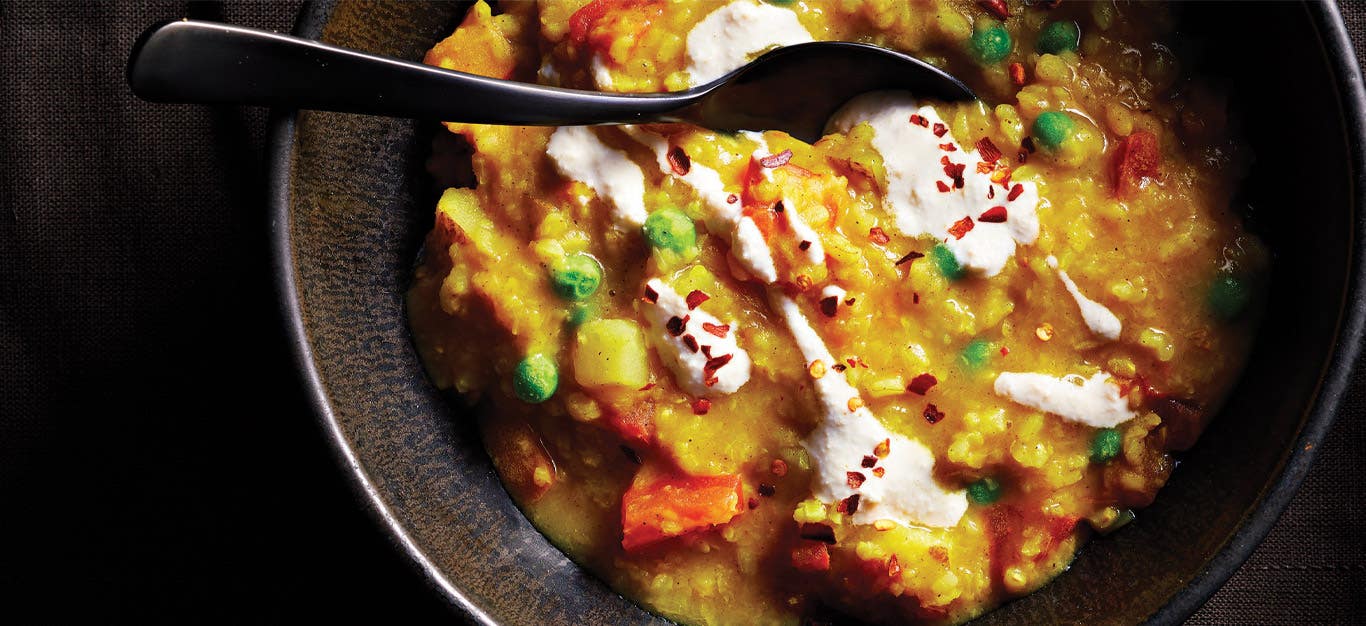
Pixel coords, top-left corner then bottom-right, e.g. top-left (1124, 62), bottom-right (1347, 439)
top-left (686, 42), bottom-right (976, 143)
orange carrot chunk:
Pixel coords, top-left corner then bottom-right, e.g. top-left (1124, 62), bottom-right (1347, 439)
top-left (621, 471), bottom-right (744, 551)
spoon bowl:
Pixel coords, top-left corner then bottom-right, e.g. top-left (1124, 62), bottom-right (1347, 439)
top-left (128, 19), bottom-right (975, 142)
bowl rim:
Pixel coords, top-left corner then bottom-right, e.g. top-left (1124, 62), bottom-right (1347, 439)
top-left (266, 2), bottom-right (1366, 624)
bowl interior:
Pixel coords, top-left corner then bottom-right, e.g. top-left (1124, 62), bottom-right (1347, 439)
top-left (275, 2), bottom-right (1360, 624)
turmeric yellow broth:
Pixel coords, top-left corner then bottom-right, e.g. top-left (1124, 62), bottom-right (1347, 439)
top-left (406, 1), bottom-right (1264, 623)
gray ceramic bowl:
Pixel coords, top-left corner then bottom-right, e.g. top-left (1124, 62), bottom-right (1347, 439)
top-left (269, 2), bottom-right (1366, 624)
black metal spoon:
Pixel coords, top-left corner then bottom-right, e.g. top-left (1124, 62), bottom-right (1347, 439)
top-left (128, 19), bottom-right (974, 143)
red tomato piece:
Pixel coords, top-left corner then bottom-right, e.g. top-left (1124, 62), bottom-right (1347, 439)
top-left (1112, 130), bottom-right (1161, 197)
top-left (791, 540), bottom-right (831, 572)
top-left (607, 398), bottom-right (655, 446)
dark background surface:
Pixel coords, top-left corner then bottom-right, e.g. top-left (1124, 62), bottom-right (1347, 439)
top-left (0, 1), bottom-right (1361, 623)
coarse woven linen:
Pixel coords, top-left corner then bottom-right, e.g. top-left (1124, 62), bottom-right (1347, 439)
top-left (0, 1), bottom-right (1360, 623)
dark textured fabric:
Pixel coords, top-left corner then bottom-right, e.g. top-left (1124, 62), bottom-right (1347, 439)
top-left (0, 1), bottom-right (1360, 623)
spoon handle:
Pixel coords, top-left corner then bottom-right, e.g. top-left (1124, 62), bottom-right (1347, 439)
top-left (127, 20), bottom-right (693, 126)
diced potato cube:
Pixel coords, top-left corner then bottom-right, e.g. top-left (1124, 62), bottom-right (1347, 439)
top-left (574, 319), bottom-right (650, 389)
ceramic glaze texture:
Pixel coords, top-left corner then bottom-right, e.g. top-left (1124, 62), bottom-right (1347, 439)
top-left (274, 1), bottom-right (1364, 625)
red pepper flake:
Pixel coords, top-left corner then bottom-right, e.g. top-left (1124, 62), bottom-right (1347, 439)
top-left (1007, 183), bottom-right (1024, 201)
top-left (701, 322), bottom-right (730, 338)
top-left (942, 161), bottom-right (966, 188)
top-left (667, 145), bottom-right (691, 176)
top-left (620, 444), bottom-right (642, 465)
top-left (977, 0), bottom-right (1010, 20)
top-left (638, 382), bottom-right (656, 391)
top-left (936, 180), bottom-right (951, 193)
top-left (701, 345), bottom-right (713, 359)
top-left (685, 290), bottom-right (709, 310)
top-left (940, 155), bottom-right (951, 166)
top-left (838, 494), bottom-right (861, 515)
top-left (800, 523), bottom-right (837, 544)
top-left (831, 363), bottom-right (848, 372)
top-left (887, 554), bottom-right (902, 579)
top-left (771, 459), bottom-right (789, 476)
top-left (726, 193), bottom-right (739, 204)
top-left (798, 240), bottom-right (812, 251)
top-left (758, 482), bottom-right (776, 497)
top-left (665, 315), bottom-right (688, 336)
top-left (861, 455), bottom-right (878, 468)
top-left (845, 297), bottom-right (856, 306)
top-left (932, 122), bottom-right (948, 137)
top-left (978, 206), bottom-right (1008, 223)
top-left (976, 137), bottom-right (1003, 163)
top-left (846, 471), bottom-right (866, 489)
top-left (939, 142), bottom-right (958, 152)
top-left (948, 216), bottom-right (975, 240)
top-left (1009, 62), bottom-right (1026, 86)
top-left (999, 345), bottom-right (1010, 356)
top-left (643, 285), bottom-right (659, 303)
top-left (913, 292), bottom-right (920, 304)
top-left (819, 296), bottom-right (839, 318)
top-left (987, 186), bottom-right (996, 199)
top-left (691, 398), bottom-right (711, 415)
top-left (873, 438), bottom-right (890, 458)
top-left (682, 334), bottom-right (700, 353)
top-left (748, 498), bottom-right (759, 510)
top-left (869, 227), bottom-right (890, 245)
top-left (704, 376), bottom-right (718, 387)
top-left (923, 403), bottom-right (945, 424)
top-left (909, 114), bottom-right (928, 127)
top-left (907, 373), bottom-right (938, 395)
top-left (759, 148), bottom-right (793, 168)
top-left (977, 161), bottom-right (994, 174)
top-left (895, 250), bottom-right (924, 266)
top-left (704, 354), bottom-right (734, 377)
top-left (872, 467), bottom-right (886, 478)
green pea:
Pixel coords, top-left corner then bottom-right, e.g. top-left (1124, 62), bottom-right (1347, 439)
top-left (967, 477), bottom-right (1002, 505)
top-left (969, 20), bottom-right (1012, 64)
top-left (1207, 272), bottom-right (1250, 320)
top-left (513, 354), bottom-right (558, 404)
top-left (1090, 428), bottom-right (1122, 463)
top-left (567, 302), bottom-right (594, 327)
top-left (549, 253), bottom-right (603, 301)
top-left (1037, 20), bottom-right (1080, 54)
top-left (642, 208), bottom-right (697, 254)
top-left (1031, 111), bottom-right (1075, 150)
top-left (932, 243), bottom-right (965, 280)
top-left (960, 338), bottom-right (992, 371)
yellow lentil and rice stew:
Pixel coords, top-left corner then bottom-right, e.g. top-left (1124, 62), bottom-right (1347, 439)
top-left (407, 1), bottom-right (1264, 623)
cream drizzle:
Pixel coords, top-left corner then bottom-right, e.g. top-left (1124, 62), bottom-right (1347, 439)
top-left (1047, 256), bottom-right (1122, 341)
top-left (829, 92), bottom-right (1041, 277)
top-left (641, 278), bottom-right (752, 396)
top-left (772, 292), bottom-right (967, 528)
top-left (993, 371), bottom-right (1137, 428)
top-left (545, 126), bottom-right (648, 228)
